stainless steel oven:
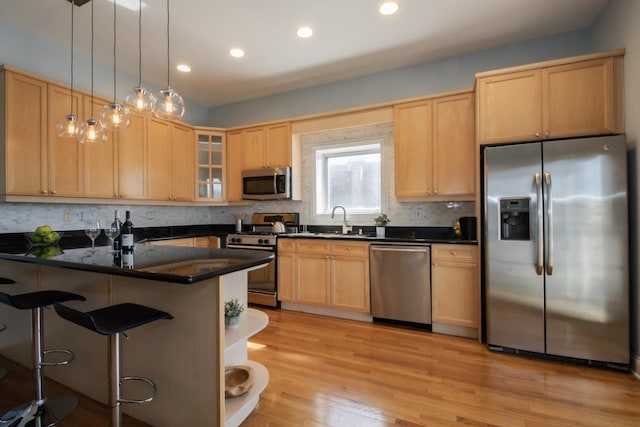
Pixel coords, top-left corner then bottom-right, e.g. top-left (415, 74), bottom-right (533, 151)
top-left (225, 212), bottom-right (299, 307)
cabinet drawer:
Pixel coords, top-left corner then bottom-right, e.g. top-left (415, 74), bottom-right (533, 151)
top-left (295, 239), bottom-right (330, 254)
top-left (432, 244), bottom-right (477, 263)
top-left (330, 241), bottom-right (369, 257)
top-left (278, 239), bottom-right (295, 253)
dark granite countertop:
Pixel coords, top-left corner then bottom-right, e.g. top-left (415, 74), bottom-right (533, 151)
top-left (0, 244), bottom-right (273, 284)
top-left (279, 226), bottom-right (477, 245)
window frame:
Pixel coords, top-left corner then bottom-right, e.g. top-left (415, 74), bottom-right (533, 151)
top-left (310, 137), bottom-right (387, 225)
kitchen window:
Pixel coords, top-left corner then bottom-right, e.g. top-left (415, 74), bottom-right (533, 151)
top-left (312, 139), bottom-right (383, 219)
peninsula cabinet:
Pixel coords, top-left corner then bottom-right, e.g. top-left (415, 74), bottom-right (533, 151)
top-left (147, 118), bottom-right (194, 202)
top-left (477, 53), bottom-right (624, 144)
top-left (394, 92), bottom-right (475, 199)
top-left (431, 244), bottom-right (479, 339)
top-left (277, 239), bottom-right (370, 313)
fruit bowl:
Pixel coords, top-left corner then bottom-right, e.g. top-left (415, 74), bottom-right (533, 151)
top-left (25, 231), bottom-right (63, 246)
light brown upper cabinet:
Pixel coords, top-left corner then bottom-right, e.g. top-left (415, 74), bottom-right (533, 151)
top-left (83, 101), bottom-right (146, 200)
top-left (114, 112), bottom-right (146, 200)
top-left (82, 96), bottom-right (117, 199)
top-left (394, 91), bottom-right (475, 199)
top-left (240, 122), bottom-right (292, 170)
top-left (47, 84), bottom-right (83, 197)
top-left (225, 130), bottom-right (243, 202)
top-left (147, 118), bottom-right (194, 202)
top-left (477, 55), bottom-right (624, 144)
top-left (2, 71), bottom-right (48, 196)
top-left (194, 129), bottom-right (225, 202)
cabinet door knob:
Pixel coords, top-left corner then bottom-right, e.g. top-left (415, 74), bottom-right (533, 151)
top-left (545, 132), bottom-right (550, 138)
top-left (50, 190), bottom-right (57, 195)
top-left (451, 251), bottom-right (457, 255)
top-left (41, 190), bottom-right (48, 195)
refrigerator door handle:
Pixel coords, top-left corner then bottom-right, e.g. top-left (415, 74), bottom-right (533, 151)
top-left (535, 173), bottom-right (543, 275)
top-left (544, 172), bottom-right (554, 275)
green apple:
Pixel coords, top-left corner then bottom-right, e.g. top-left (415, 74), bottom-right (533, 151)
top-left (42, 232), bottom-right (57, 244)
top-left (29, 234), bottom-right (43, 243)
top-left (35, 225), bottom-right (52, 236)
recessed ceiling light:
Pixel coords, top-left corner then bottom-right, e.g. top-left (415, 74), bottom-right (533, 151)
top-left (176, 64), bottom-right (191, 72)
top-left (379, 1), bottom-right (399, 15)
top-left (297, 26), bottom-right (313, 38)
top-left (229, 48), bottom-right (245, 58)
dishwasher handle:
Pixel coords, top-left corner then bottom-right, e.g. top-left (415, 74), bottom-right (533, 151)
top-left (370, 246), bottom-right (429, 254)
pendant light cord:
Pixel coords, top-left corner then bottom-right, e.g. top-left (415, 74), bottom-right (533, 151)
top-left (69, 0), bottom-right (75, 115)
top-left (90, 0), bottom-right (94, 117)
top-left (138, 0), bottom-right (142, 86)
top-left (112, 0), bottom-right (117, 101)
top-left (166, 0), bottom-right (171, 88)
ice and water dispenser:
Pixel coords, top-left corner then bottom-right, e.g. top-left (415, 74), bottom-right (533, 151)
top-left (499, 198), bottom-right (530, 240)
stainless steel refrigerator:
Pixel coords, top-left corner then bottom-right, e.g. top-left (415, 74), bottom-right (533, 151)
top-left (484, 134), bottom-right (629, 367)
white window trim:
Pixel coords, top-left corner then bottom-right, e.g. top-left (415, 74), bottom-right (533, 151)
top-left (309, 137), bottom-right (389, 226)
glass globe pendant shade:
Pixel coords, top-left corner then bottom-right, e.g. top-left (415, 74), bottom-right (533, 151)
top-left (77, 118), bottom-right (106, 144)
top-left (124, 86), bottom-right (156, 112)
top-left (56, 114), bottom-right (79, 138)
top-left (100, 102), bottom-right (131, 129)
top-left (153, 87), bottom-right (185, 120)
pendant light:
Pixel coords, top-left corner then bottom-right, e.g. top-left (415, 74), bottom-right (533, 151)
top-left (124, 0), bottom-right (155, 112)
top-left (78, 0), bottom-right (106, 144)
top-left (153, 0), bottom-right (185, 120)
top-left (100, 0), bottom-right (131, 129)
top-left (55, 0), bottom-right (78, 138)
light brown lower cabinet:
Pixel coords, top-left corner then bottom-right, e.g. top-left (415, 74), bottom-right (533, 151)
top-left (277, 239), bottom-right (370, 313)
top-left (146, 236), bottom-right (220, 248)
top-left (431, 244), bottom-right (479, 339)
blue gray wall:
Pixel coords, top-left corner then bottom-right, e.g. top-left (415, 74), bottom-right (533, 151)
top-left (0, 22), bottom-right (210, 125)
top-left (208, 30), bottom-right (593, 127)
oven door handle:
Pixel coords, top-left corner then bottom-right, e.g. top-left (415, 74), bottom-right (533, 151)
top-left (227, 244), bottom-right (275, 251)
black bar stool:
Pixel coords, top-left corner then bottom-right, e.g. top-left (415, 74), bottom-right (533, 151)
top-left (54, 302), bottom-right (173, 427)
top-left (0, 277), bottom-right (15, 381)
top-left (0, 289), bottom-right (86, 427)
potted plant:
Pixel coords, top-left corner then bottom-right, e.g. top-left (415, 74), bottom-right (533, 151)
top-left (224, 298), bottom-right (245, 329)
top-left (374, 214), bottom-right (390, 238)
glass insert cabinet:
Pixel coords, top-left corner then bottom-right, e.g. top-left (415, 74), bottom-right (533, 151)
top-left (196, 130), bottom-right (225, 201)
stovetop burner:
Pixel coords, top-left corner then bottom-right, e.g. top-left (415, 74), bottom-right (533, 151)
top-left (226, 212), bottom-right (300, 247)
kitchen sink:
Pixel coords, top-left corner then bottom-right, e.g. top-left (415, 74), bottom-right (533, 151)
top-left (291, 232), bottom-right (375, 239)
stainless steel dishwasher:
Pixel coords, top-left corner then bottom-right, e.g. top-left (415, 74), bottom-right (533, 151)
top-left (370, 244), bottom-right (431, 327)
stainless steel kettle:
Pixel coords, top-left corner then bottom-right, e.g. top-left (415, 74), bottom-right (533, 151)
top-left (271, 221), bottom-right (286, 233)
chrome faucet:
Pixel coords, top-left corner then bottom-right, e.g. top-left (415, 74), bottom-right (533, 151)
top-left (331, 205), bottom-right (353, 234)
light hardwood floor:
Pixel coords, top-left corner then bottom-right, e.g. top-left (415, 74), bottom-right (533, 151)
top-left (242, 309), bottom-right (640, 427)
top-left (1, 309), bottom-right (639, 426)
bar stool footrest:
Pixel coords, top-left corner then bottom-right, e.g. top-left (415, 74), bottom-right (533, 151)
top-left (119, 376), bottom-right (157, 404)
top-left (41, 349), bottom-right (75, 367)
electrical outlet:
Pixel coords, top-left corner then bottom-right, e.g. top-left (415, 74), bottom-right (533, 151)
top-left (63, 210), bottom-right (73, 222)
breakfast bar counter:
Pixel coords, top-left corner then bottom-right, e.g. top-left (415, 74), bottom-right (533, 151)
top-left (0, 245), bottom-right (273, 427)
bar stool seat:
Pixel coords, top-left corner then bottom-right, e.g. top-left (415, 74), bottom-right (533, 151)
top-left (0, 289), bottom-right (86, 427)
top-left (54, 302), bottom-right (173, 427)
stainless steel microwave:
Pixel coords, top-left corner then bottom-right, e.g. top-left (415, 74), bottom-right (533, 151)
top-left (242, 167), bottom-right (291, 200)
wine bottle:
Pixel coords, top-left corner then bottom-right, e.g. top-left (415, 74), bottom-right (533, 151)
top-left (112, 210), bottom-right (123, 253)
top-left (121, 210), bottom-right (134, 254)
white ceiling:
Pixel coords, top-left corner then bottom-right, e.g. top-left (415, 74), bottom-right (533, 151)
top-left (0, 0), bottom-right (610, 108)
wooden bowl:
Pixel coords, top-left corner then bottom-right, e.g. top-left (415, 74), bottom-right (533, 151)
top-left (225, 365), bottom-right (253, 398)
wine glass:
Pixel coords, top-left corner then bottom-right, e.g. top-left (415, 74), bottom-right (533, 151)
top-left (84, 221), bottom-right (101, 252)
top-left (104, 221), bottom-right (120, 253)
